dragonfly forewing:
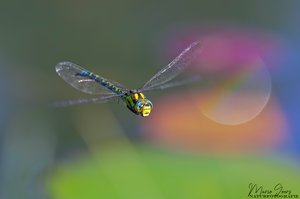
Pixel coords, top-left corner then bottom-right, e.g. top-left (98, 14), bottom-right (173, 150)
top-left (56, 61), bottom-right (127, 95)
top-left (140, 41), bottom-right (202, 91)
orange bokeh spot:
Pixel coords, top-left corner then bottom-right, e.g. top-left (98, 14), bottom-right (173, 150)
top-left (142, 93), bottom-right (288, 154)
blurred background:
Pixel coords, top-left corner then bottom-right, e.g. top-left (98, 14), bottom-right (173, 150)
top-left (0, 0), bottom-right (299, 199)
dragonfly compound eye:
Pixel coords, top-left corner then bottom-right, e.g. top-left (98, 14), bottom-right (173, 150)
top-left (135, 101), bottom-right (144, 111)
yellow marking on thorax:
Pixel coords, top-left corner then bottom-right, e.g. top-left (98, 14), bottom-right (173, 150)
top-left (134, 93), bottom-right (139, 100)
top-left (139, 93), bottom-right (145, 99)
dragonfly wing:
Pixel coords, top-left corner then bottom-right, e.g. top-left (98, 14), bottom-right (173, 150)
top-left (51, 94), bottom-right (120, 107)
top-left (141, 75), bottom-right (201, 92)
top-left (140, 41), bottom-right (202, 91)
top-left (56, 61), bottom-right (127, 95)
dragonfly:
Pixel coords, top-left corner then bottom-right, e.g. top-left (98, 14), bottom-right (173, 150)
top-left (55, 41), bottom-right (202, 117)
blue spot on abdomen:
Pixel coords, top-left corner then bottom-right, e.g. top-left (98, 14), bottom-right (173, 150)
top-left (81, 70), bottom-right (89, 76)
top-left (76, 70), bottom-right (89, 77)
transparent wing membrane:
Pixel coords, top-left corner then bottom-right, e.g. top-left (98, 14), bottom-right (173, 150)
top-left (56, 61), bottom-right (127, 95)
top-left (141, 75), bottom-right (201, 92)
top-left (140, 41), bottom-right (202, 91)
top-left (51, 94), bottom-right (119, 107)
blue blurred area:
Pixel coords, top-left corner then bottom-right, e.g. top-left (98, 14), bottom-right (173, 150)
top-left (270, 0), bottom-right (300, 159)
top-left (275, 43), bottom-right (300, 158)
top-left (0, 1), bottom-right (299, 199)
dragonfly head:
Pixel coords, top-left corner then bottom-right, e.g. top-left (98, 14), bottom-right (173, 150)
top-left (135, 99), bottom-right (153, 117)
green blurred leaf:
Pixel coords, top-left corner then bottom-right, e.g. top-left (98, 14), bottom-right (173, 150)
top-left (47, 145), bottom-right (300, 199)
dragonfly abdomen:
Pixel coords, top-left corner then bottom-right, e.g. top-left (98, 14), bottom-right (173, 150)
top-left (76, 70), bottom-right (124, 95)
top-left (100, 80), bottom-right (124, 95)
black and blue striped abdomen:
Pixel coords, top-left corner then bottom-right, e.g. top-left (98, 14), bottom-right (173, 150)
top-left (76, 70), bottom-right (126, 95)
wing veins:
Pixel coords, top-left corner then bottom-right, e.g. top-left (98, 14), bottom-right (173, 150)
top-left (51, 94), bottom-right (120, 107)
top-left (140, 41), bottom-right (202, 91)
top-left (56, 61), bottom-right (127, 95)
